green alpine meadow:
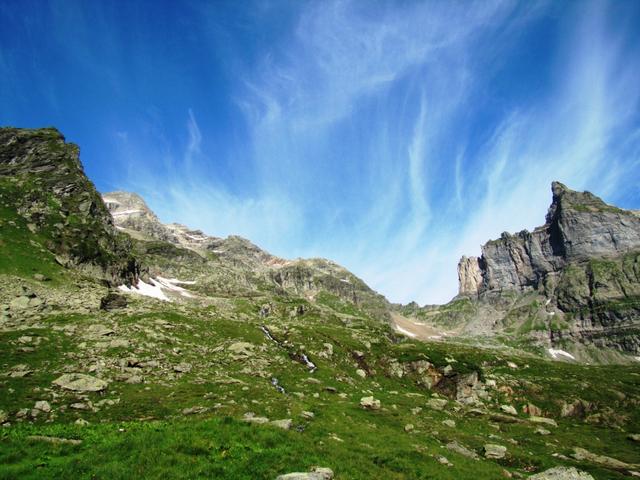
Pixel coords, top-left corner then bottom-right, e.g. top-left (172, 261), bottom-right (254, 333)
top-left (2, 1), bottom-right (640, 478)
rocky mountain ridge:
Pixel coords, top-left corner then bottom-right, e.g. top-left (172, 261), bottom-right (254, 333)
top-left (0, 128), bottom-right (140, 285)
top-left (102, 190), bottom-right (391, 319)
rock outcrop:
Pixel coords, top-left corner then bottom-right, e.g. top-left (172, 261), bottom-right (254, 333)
top-left (0, 128), bottom-right (140, 285)
top-left (449, 182), bottom-right (640, 355)
top-left (458, 182), bottom-right (640, 297)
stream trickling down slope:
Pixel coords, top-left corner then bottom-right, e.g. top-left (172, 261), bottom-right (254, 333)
top-left (260, 325), bottom-right (317, 375)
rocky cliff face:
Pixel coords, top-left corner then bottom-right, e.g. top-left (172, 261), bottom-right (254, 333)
top-left (0, 128), bottom-right (139, 285)
top-left (458, 182), bottom-right (640, 297)
top-left (452, 182), bottom-right (640, 355)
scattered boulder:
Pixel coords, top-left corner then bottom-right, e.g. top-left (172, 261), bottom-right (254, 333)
top-left (301, 411), bottom-right (315, 420)
top-left (535, 427), bottom-right (551, 435)
top-left (454, 371), bottom-right (487, 405)
top-left (276, 467), bottom-right (334, 480)
top-left (271, 419), bottom-right (293, 430)
top-left (484, 444), bottom-right (507, 459)
top-left (53, 373), bottom-right (108, 392)
top-left (428, 398), bottom-right (448, 411)
top-left (83, 324), bottom-right (115, 339)
top-left (34, 401), bottom-right (51, 413)
top-left (173, 363), bottom-right (192, 373)
top-left (442, 419), bottom-right (456, 428)
top-left (355, 369), bottom-right (366, 378)
top-left (360, 396), bottom-right (381, 410)
top-left (571, 447), bottom-right (636, 470)
top-left (100, 292), bottom-right (127, 311)
top-left (27, 435), bottom-right (82, 446)
top-left (529, 416), bottom-right (558, 427)
top-left (500, 405), bottom-right (518, 415)
top-left (182, 406), bottom-right (208, 415)
top-left (243, 412), bottom-right (270, 424)
top-left (8, 365), bottom-right (33, 378)
top-left (560, 400), bottom-right (593, 418)
top-left (404, 424), bottom-right (414, 433)
top-left (529, 466), bottom-right (595, 479)
top-left (628, 434), bottom-right (640, 443)
top-left (0, 410), bottom-right (7, 423)
top-left (10, 295), bottom-right (42, 310)
top-left (446, 441), bottom-right (479, 460)
top-left (523, 403), bottom-right (543, 417)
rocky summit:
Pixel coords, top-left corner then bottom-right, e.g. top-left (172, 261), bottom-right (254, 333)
top-left (1, 127), bottom-right (640, 479)
top-left (407, 182), bottom-right (640, 362)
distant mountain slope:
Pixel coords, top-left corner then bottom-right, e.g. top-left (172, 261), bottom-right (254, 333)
top-left (102, 190), bottom-right (391, 320)
top-left (0, 127), bottom-right (139, 285)
top-left (408, 182), bottom-right (640, 359)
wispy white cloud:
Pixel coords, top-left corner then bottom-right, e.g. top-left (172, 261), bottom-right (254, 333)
top-left (106, 0), bottom-right (640, 306)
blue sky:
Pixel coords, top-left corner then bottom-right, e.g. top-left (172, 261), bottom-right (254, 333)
top-left (2, 0), bottom-right (640, 304)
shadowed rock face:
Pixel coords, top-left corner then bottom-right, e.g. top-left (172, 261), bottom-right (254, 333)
top-left (0, 127), bottom-right (140, 285)
top-left (458, 182), bottom-right (640, 297)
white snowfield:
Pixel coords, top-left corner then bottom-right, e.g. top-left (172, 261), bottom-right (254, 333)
top-left (395, 325), bottom-right (417, 338)
top-left (548, 348), bottom-right (576, 360)
top-left (118, 277), bottom-right (196, 302)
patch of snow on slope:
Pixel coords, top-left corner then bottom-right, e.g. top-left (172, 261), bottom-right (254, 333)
top-left (395, 326), bottom-right (417, 338)
top-left (119, 279), bottom-right (169, 301)
top-left (118, 277), bottom-right (197, 301)
top-left (548, 348), bottom-right (576, 360)
top-left (156, 277), bottom-right (196, 297)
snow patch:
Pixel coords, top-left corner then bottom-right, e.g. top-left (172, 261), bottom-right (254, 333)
top-left (395, 326), bottom-right (417, 338)
top-left (118, 277), bottom-right (196, 301)
top-left (156, 276), bottom-right (196, 297)
top-left (119, 279), bottom-right (169, 301)
top-left (548, 348), bottom-right (576, 360)
top-left (340, 278), bottom-right (350, 284)
top-left (102, 197), bottom-right (121, 205)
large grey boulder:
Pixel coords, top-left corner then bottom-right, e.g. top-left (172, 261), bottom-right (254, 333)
top-left (446, 441), bottom-right (479, 460)
top-left (276, 467), bottom-right (333, 480)
top-left (483, 444), bottom-right (507, 459)
top-left (53, 373), bottom-right (108, 392)
top-left (528, 466), bottom-right (594, 479)
top-left (359, 396), bottom-right (381, 410)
